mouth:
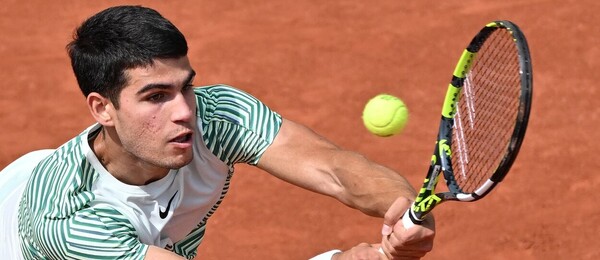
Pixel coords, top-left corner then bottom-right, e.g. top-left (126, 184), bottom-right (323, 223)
top-left (170, 132), bottom-right (193, 144)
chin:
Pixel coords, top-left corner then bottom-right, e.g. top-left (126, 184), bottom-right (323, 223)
top-left (162, 160), bottom-right (190, 170)
top-left (170, 152), bottom-right (194, 169)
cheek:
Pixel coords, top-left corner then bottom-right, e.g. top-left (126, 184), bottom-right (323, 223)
top-left (117, 112), bottom-right (161, 140)
top-left (140, 115), bottom-right (161, 135)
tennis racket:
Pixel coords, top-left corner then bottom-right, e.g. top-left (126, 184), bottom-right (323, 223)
top-left (402, 20), bottom-right (533, 228)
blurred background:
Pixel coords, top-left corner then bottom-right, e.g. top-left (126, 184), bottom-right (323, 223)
top-left (1, 1), bottom-right (597, 259)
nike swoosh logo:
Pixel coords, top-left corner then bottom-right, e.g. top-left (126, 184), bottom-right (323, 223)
top-left (159, 190), bottom-right (179, 219)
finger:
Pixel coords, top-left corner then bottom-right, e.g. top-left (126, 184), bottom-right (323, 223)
top-left (356, 242), bottom-right (372, 248)
top-left (380, 234), bottom-right (394, 259)
top-left (387, 229), bottom-right (432, 250)
top-left (382, 197), bottom-right (412, 236)
top-left (377, 249), bottom-right (388, 260)
top-left (380, 247), bottom-right (427, 259)
top-left (383, 227), bottom-right (432, 254)
top-left (381, 238), bottom-right (427, 259)
top-left (391, 218), bottom-right (435, 247)
top-left (384, 230), bottom-right (434, 259)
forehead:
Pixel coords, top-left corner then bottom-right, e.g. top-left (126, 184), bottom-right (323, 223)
top-left (124, 56), bottom-right (193, 87)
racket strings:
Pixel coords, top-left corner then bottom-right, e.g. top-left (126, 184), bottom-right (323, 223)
top-left (452, 28), bottom-right (522, 193)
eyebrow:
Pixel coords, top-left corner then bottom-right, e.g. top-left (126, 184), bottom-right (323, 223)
top-left (136, 70), bottom-right (196, 95)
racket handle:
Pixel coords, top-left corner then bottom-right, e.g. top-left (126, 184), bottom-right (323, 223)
top-left (402, 206), bottom-right (424, 229)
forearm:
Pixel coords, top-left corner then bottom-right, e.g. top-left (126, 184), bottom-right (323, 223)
top-left (327, 149), bottom-right (416, 217)
top-left (258, 119), bottom-right (416, 217)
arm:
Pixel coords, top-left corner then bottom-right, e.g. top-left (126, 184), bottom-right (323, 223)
top-left (257, 118), bottom-right (416, 217)
top-left (144, 246), bottom-right (185, 260)
top-left (258, 118), bottom-right (434, 259)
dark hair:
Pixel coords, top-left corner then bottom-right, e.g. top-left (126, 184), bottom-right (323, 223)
top-left (67, 5), bottom-right (188, 108)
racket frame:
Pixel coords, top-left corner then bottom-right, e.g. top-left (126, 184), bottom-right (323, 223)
top-left (404, 20), bottom-right (533, 225)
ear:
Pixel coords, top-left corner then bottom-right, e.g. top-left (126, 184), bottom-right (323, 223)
top-left (87, 92), bottom-right (116, 127)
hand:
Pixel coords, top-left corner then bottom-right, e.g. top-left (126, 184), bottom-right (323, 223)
top-left (380, 197), bottom-right (435, 259)
top-left (332, 243), bottom-right (387, 260)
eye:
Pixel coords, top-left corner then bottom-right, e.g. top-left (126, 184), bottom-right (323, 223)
top-left (182, 83), bottom-right (194, 92)
top-left (147, 92), bottom-right (166, 102)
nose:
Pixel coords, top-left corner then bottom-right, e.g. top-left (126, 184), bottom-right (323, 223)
top-left (171, 92), bottom-right (194, 123)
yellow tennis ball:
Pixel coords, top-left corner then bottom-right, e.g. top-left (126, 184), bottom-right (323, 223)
top-left (362, 94), bottom-right (409, 137)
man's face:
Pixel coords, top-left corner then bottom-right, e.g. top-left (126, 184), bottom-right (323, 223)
top-left (108, 56), bottom-right (197, 170)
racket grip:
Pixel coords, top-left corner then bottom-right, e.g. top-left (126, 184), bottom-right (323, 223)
top-left (402, 206), bottom-right (424, 229)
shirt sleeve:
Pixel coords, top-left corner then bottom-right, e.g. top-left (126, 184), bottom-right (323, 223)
top-left (194, 85), bottom-right (282, 166)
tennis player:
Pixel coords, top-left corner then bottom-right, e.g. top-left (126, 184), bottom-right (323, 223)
top-left (0, 5), bottom-right (434, 259)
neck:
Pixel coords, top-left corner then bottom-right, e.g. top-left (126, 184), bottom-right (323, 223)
top-left (90, 127), bottom-right (170, 185)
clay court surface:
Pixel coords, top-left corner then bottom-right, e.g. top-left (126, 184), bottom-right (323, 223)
top-left (0, 1), bottom-right (597, 259)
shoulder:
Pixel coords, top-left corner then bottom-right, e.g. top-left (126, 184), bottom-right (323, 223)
top-left (194, 84), bottom-right (263, 116)
top-left (21, 126), bottom-right (98, 217)
top-left (194, 84), bottom-right (251, 98)
top-left (194, 84), bottom-right (281, 125)
top-left (193, 85), bottom-right (283, 165)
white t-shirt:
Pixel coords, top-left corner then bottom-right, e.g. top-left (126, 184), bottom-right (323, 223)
top-left (10, 85), bottom-right (282, 259)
